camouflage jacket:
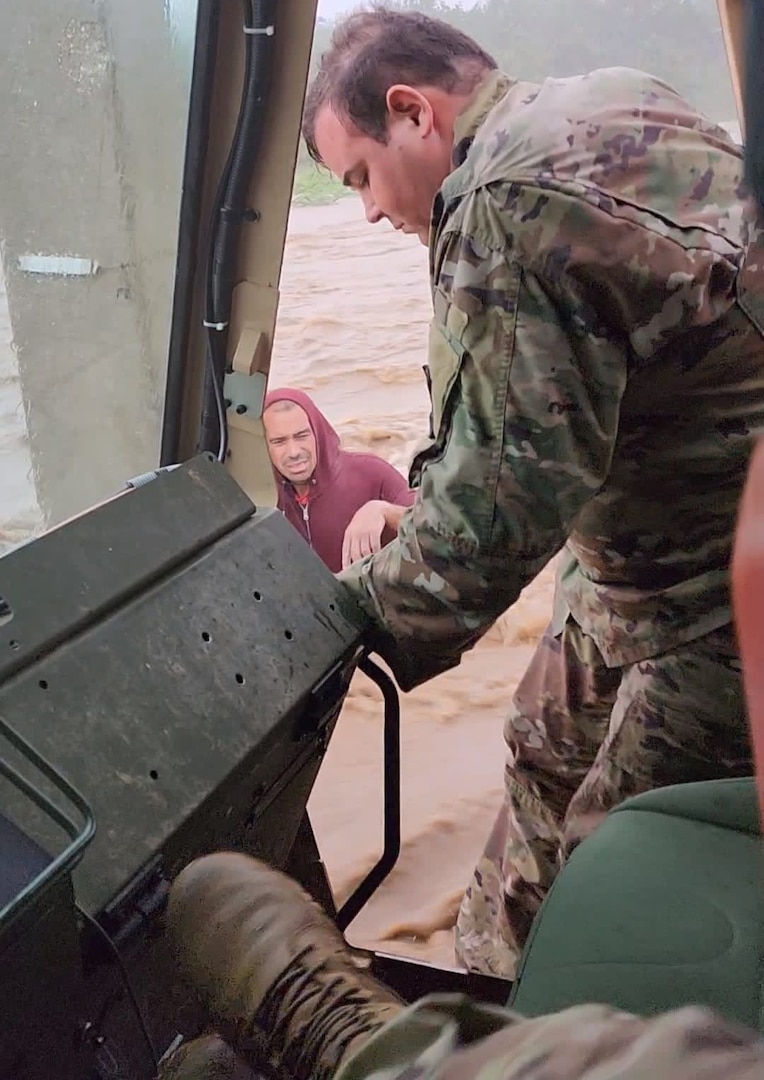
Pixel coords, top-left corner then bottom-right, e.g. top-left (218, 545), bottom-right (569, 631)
top-left (336, 995), bottom-right (764, 1080)
top-left (339, 68), bottom-right (764, 691)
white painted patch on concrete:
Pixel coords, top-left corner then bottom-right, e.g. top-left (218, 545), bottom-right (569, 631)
top-left (18, 255), bottom-right (99, 277)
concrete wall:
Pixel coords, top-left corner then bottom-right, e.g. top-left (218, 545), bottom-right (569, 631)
top-left (0, 0), bottom-right (194, 528)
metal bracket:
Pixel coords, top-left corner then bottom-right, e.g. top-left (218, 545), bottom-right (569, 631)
top-left (223, 368), bottom-right (267, 417)
top-left (335, 655), bottom-right (401, 931)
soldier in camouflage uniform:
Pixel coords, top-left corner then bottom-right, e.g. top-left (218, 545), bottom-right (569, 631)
top-left (157, 851), bottom-right (764, 1080)
top-left (298, 7), bottom-right (764, 977)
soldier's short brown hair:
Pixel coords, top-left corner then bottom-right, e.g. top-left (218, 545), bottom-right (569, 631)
top-left (302, 5), bottom-right (497, 165)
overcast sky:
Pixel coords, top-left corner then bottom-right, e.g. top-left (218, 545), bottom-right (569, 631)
top-left (317, 0), bottom-right (478, 16)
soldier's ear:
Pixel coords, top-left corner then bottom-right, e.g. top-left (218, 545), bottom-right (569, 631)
top-left (385, 85), bottom-right (433, 136)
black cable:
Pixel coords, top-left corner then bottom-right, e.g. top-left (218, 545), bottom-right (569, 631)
top-left (198, 0), bottom-right (254, 460)
top-left (197, 0), bottom-right (252, 460)
top-left (197, 0), bottom-right (276, 462)
top-left (199, 26), bottom-right (245, 464)
top-left (161, 0), bottom-right (220, 466)
top-left (76, 901), bottom-right (159, 1074)
top-left (205, 329), bottom-right (229, 463)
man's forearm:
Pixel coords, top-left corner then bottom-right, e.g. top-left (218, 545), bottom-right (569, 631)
top-left (381, 501), bottom-right (407, 532)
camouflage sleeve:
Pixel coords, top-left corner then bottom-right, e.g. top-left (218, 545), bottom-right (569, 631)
top-left (335, 995), bottom-right (764, 1080)
top-left (338, 193), bottom-right (627, 690)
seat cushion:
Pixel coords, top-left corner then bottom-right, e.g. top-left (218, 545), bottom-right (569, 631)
top-left (509, 778), bottom-right (764, 1032)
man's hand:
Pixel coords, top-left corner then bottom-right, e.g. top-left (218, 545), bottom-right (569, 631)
top-left (342, 500), bottom-right (404, 569)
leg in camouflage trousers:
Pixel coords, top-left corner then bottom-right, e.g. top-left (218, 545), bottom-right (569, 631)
top-left (454, 617), bottom-right (752, 978)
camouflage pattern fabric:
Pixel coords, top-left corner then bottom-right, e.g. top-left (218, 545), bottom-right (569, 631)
top-left (336, 65), bottom-right (764, 978)
top-left (335, 995), bottom-right (764, 1080)
top-left (454, 615), bottom-right (751, 977)
top-left (338, 67), bottom-right (764, 692)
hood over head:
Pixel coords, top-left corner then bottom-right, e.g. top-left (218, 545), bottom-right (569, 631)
top-left (263, 386), bottom-right (341, 490)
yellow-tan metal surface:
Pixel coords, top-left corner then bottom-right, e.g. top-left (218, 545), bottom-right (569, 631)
top-left (176, 0), bottom-right (319, 507)
top-left (717, 0), bottom-right (747, 137)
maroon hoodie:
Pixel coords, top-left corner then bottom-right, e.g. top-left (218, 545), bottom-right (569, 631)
top-left (264, 387), bottom-right (415, 573)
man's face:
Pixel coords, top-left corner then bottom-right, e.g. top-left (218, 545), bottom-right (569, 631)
top-left (313, 86), bottom-right (453, 245)
top-left (263, 403), bottom-right (317, 485)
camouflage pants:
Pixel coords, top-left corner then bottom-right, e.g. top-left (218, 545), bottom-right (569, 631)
top-left (336, 995), bottom-right (764, 1080)
top-left (454, 617), bottom-right (751, 978)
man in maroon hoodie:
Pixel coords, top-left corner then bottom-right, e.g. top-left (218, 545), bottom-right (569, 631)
top-left (263, 387), bottom-right (415, 574)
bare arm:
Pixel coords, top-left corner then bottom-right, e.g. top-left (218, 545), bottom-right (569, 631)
top-left (341, 499), bottom-right (411, 570)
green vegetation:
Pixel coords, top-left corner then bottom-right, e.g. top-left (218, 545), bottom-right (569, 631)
top-left (291, 161), bottom-right (349, 207)
top-left (292, 0), bottom-right (735, 207)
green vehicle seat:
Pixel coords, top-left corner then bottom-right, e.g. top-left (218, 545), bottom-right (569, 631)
top-left (509, 777), bottom-right (764, 1033)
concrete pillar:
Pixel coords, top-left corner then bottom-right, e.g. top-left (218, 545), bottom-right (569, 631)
top-left (0, 0), bottom-right (194, 528)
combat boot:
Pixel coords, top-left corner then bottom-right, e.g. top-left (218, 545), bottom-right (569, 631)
top-left (166, 852), bottom-right (403, 1080)
top-left (157, 1032), bottom-right (256, 1079)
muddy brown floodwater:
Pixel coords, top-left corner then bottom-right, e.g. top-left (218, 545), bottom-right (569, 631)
top-left (270, 197), bottom-right (556, 969)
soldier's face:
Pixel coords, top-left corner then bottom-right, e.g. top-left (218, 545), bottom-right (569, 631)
top-left (313, 90), bottom-right (453, 245)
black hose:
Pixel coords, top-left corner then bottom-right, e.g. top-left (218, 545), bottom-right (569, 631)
top-left (210, 3), bottom-right (273, 317)
top-left (198, 0), bottom-right (277, 461)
